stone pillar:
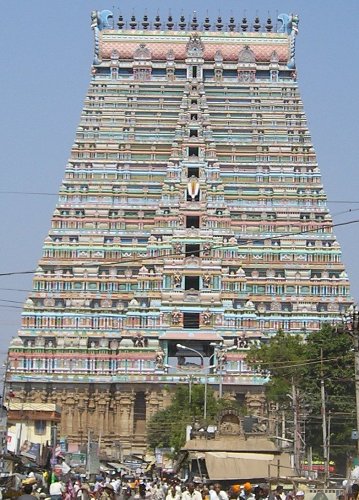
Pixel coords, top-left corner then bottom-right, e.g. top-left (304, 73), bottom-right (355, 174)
top-left (77, 391), bottom-right (89, 437)
top-left (113, 391), bottom-right (125, 437)
top-left (65, 393), bottom-right (77, 437)
top-left (145, 390), bottom-right (164, 422)
top-left (87, 392), bottom-right (97, 433)
top-left (53, 389), bottom-right (70, 437)
top-left (117, 391), bottom-right (135, 443)
top-left (95, 390), bottom-right (111, 440)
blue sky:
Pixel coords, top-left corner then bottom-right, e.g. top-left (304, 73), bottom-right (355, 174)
top-left (0, 0), bottom-right (358, 354)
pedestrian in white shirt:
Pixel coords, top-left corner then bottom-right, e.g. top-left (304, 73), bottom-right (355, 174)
top-left (210, 484), bottom-right (228, 500)
top-left (182, 484), bottom-right (202, 500)
top-left (275, 486), bottom-right (286, 500)
top-left (49, 480), bottom-right (65, 500)
top-left (166, 485), bottom-right (182, 500)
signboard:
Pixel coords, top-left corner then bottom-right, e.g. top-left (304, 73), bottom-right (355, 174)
top-left (6, 430), bottom-right (17, 453)
top-left (65, 453), bottom-right (86, 467)
top-left (123, 455), bottom-right (146, 471)
top-left (87, 441), bottom-right (100, 475)
top-left (21, 442), bottom-right (41, 462)
top-left (59, 438), bottom-right (68, 453)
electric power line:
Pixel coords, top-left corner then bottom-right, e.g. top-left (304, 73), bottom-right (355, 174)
top-left (0, 299), bottom-right (24, 305)
top-left (1, 216), bottom-right (359, 277)
top-left (1, 190), bottom-right (359, 205)
top-left (0, 304), bottom-right (23, 309)
top-left (0, 191), bottom-right (58, 196)
top-left (248, 353), bottom-right (353, 369)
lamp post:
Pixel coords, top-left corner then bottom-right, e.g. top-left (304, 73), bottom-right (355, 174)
top-left (176, 344), bottom-right (209, 418)
top-left (340, 305), bottom-right (359, 458)
top-left (176, 344), bottom-right (204, 366)
top-left (184, 375), bottom-right (200, 405)
top-left (164, 362), bottom-right (200, 405)
top-left (210, 343), bottom-right (237, 398)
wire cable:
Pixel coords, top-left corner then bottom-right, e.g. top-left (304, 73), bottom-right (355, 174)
top-left (0, 190), bottom-right (359, 205)
top-left (0, 191), bottom-right (58, 196)
top-left (248, 354), bottom-right (353, 372)
top-left (0, 304), bottom-right (23, 310)
top-left (0, 299), bottom-right (24, 305)
top-left (1, 216), bottom-right (359, 277)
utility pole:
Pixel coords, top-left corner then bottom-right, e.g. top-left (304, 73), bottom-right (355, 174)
top-left (0, 354), bottom-right (9, 474)
top-left (292, 379), bottom-right (300, 474)
top-left (86, 430), bottom-right (91, 478)
top-left (204, 373), bottom-right (207, 420)
top-left (320, 348), bottom-right (328, 485)
top-left (188, 375), bottom-right (192, 405)
top-left (353, 318), bottom-right (359, 459)
top-left (341, 306), bottom-right (359, 459)
top-left (327, 411), bottom-right (331, 481)
top-left (282, 410), bottom-right (286, 441)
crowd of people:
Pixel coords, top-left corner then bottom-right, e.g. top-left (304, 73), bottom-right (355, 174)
top-left (13, 474), bottom-right (311, 500)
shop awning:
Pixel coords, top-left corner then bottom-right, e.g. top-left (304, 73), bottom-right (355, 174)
top-left (107, 462), bottom-right (132, 472)
top-left (204, 452), bottom-right (293, 481)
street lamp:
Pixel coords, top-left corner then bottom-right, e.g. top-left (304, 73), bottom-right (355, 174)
top-left (339, 305), bottom-right (359, 458)
top-left (176, 344), bottom-right (204, 366)
top-left (176, 344), bottom-right (209, 418)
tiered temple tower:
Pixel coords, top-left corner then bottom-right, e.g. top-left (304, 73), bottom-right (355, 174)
top-left (6, 11), bottom-right (352, 456)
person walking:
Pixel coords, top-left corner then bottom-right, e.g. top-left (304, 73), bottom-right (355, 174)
top-left (209, 484), bottom-right (228, 500)
top-left (97, 484), bottom-right (116, 500)
top-left (182, 484), bottom-right (202, 500)
top-left (49, 480), bottom-right (65, 500)
top-left (240, 484), bottom-right (254, 500)
top-left (166, 485), bottom-right (182, 500)
top-left (275, 487), bottom-right (285, 500)
top-left (18, 484), bottom-right (38, 500)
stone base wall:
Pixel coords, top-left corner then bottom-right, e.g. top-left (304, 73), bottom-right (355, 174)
top-left (9, 384), bottom-right (268, 456)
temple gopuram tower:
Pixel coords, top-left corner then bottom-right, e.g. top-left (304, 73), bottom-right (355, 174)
top-left (6, 11), bottom-right (352, 456)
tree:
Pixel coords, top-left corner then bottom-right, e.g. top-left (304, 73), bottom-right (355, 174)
top-left (147, 384), bottom-right (239, 452)
top-left (246, 330), bottom-right (306, 403)
top-left (302, 324), bottom-right (355, 460)
top-left (246, 325), bottom-right (355, 468)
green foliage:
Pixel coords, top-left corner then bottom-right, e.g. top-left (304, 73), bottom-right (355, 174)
top-left (302, 324), bottom-right (355, 458)
top-left (246, 330), bottom-right (306, 402)
top-left (147, 384), bottom-right (240, 452)
top-left (246, 325), bottom-right (356, 464)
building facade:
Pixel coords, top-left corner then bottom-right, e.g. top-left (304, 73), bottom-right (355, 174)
top-left (6, 402), bottom-right (61, 463)
top-left (6, 11), bottom-right (351, 456)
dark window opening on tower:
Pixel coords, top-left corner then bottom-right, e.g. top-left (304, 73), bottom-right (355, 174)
top-left (134, 391), bottom-right (146, 434)
top-left (191, 99), bottom-right (198, 105)
top-left (184, 312), bottom-right (200, 329)
top-left (191, 114), bottom-right (198, 121)
top-left (192, 66), bottom-right (198, 78)
top-left (185, 243), bottom-right (200, 256)
top-left (188, 167), bottom-right (199, 177)
top-left (188, 147), bottom-right (199, 157)
top-left (186, 216), bottom-right (200, 228)
top-left (187, 190), bottom-right (200, 202)
top-left (185, 276), bottom-right (200, 290)
top-left (190, 129), bottom-right (198, 138)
